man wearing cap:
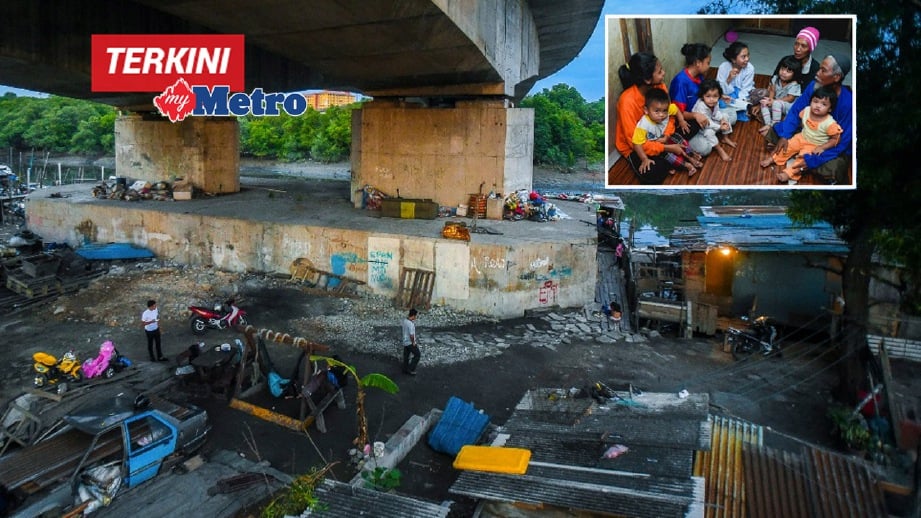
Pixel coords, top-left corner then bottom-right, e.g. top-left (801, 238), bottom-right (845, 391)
top-left (765, 53), bottom-right (853, 185)
top-left (775, 26), bottom-right (821, 91)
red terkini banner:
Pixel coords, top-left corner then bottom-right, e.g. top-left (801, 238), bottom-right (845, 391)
top-left (91, 34), bottom-right (245, 92)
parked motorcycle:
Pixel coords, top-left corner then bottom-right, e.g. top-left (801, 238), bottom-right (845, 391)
top-left (33, 349), bottom-right (83, 392)
top-left (188, 299), bottom-right (248, 335)
top-left (727, 316), bottom-right (780, 360)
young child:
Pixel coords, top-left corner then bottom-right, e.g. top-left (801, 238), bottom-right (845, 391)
top-left (631, 88), bottom-right (704, 177)
top-left (692, 79), bottom-right (736, 162)
top-left (760, 86), bottom-right (842, 183)
top-left (758, 55), bottom-right (803, 136)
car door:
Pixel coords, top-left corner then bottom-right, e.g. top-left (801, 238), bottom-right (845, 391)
top-left (124, 413), bottom-right (177, 487)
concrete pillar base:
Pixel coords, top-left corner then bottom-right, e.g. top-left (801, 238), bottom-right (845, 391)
top-left (350, 99), bottom-right (534, 208)
top-left (115, 115), bottom-right (240, 194)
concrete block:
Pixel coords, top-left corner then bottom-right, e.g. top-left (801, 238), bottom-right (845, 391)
top-left (350, 409), bottom-right (442, 486)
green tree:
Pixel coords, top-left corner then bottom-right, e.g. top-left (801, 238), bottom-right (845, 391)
top-left (521, 84), bottom-right (604, 169)
top-left (702, 0), bottom-right (921, 401)
top-left (0, 95), bottom-right (116, 154)
top-left (309, 105), bottom-right (352, 162)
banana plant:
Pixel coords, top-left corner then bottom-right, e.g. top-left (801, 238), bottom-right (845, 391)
top-left (310, 355), bottom-right (398, 448)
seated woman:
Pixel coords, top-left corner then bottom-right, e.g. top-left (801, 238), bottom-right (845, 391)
top-left (614, 52), bottom-right (700, 184)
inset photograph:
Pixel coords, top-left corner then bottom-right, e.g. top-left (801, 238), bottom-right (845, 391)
top-left (605, 15), bottom-right (855, 188)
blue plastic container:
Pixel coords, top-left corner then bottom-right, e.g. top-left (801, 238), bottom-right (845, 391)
top-left (428, 396), bottom-right (490, 456)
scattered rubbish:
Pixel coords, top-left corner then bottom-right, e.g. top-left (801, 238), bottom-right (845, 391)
top-left (603, 444), bottom-right (629, 459)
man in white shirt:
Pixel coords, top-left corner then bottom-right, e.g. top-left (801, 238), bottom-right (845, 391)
top-left (401, 308), bottom-right (419, 375)
top-left (142, 299), bottom-right (166, 362)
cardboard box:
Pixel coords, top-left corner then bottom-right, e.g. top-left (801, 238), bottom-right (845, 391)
top-left (486, 198), bottom-right (504, 220)
top-left (173, 191), bottom-right (193, 201)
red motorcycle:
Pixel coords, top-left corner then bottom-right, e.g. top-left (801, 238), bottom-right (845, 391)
top-left (188, 300), bottom-right (248, 335)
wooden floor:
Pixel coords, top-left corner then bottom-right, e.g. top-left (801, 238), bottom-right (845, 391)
top-left (607, 74), bottom-right (852, 188)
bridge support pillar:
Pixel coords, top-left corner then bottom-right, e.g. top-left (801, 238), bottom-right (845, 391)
top-left (115, 115), bottom-right (240, 194)
top-left (350, 99), bottom-right (534, 208)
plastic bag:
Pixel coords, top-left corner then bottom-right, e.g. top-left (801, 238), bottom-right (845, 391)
top-left (603, 444), bottom-right (629, 459)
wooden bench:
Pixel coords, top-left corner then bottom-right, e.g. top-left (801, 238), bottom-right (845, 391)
top-left (301, 370), bottom-right (345, 433)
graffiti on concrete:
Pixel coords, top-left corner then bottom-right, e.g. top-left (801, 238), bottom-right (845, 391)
top-left (472, 255), bottom-right (507, 274)
top-left (529, 256), bottom-right (550, 270)
top-left (330, 252), bottom-right (365, 288)
top-left (368, 249), bottom-right (394, 288)
top-left (538, 280), bottom-right (558, 305)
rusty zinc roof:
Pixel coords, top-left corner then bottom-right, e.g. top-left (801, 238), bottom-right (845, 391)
top-left (693, 415), bottom-right (887, 518)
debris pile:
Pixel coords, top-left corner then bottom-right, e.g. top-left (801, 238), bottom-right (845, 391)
top-left (503, 190), bottom-right (562, 222)
top-left (92, 180), bottom-right (177, 201)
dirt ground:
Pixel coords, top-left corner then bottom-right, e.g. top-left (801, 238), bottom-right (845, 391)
top-left (1, 160), bottom-right (918, 516)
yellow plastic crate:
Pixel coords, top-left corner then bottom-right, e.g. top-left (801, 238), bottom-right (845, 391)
top-left (453, 445), bottom-right (531, 475)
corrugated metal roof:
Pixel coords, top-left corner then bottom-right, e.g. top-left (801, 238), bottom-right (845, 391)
top-left (448, 389), bottom-right (709, 516)
top-left (302, 479), bottom-right (450, 517)
top-left (452, 466), bottom-right (706, 518)
top-left (800, 446), bottom-right (887, 518)
top-left (670, 224), bottom-right (848, 253)
top-left (693, 416), bottom-right (764, 518)
top-left (666, 208), bottom-right (848, 253)
top-left (692, 416), bottom-right (887, 518)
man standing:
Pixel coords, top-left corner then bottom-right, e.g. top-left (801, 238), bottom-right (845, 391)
top-left (142, 299), bottom-right (166, 362)
top-left (401, 308), bottom-right (420, 375)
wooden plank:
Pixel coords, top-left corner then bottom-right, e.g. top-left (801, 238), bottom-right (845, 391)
top-left (608, 72), bottom-right (851, 187)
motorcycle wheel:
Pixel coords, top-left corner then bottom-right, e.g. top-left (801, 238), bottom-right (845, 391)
top-left (105, 367), bottom-right (116, 378)
top-left (237, 315), bottom-right (248, 327)
top-left (190, 316), bottom-right (208, 335)
top-left (731, 338), bottom-right (756, 361)
top-left (33, 374), bottom-right (47, 388)
top-left (69, 369), bottom-right (83, 383)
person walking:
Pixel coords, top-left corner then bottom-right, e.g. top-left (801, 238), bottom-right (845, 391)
top-left (142, 299), bottom-right (167, 362)
top-left (401, 308), bottom-right (420, 375)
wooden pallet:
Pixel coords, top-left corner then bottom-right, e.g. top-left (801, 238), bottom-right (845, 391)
top-left (5, 273), bottom-right (60, 298)
top-left (395, 268), bottom-right (435, 310)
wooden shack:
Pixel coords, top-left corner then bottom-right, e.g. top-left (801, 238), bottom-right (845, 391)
top-left (669, 206), bottom-right (848, 332)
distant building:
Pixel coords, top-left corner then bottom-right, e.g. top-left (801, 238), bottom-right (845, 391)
top-left (304, 91), bottom-right (358, 111)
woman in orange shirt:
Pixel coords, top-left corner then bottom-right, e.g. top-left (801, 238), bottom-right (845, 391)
top-left (615, 52), bottom-right (701, 184)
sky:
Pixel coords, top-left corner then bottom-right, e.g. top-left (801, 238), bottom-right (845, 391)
top-left (1, 0), bottom-right (716, 101)
top-left (531, 0), bottom-right (713, 101)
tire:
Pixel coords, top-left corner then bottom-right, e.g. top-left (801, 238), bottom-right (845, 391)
top-left (33, 374), bottom-right (47, 388)
top-left (105, 367), bottom-right (116, 378)
top-left (237, 315), bottom-right (248, 327)
top-left (190, 316), bottom-right (208, 335)
top-left (730, 336), bottom-right (755, 361)
top-left (69, 369), bottom-right (83, 383)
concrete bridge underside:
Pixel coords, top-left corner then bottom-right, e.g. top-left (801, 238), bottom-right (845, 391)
top-left (2, 1), bottom-right (602, 206)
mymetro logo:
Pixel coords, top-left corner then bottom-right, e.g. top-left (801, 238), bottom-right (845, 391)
top-left (92, 34), bottom-right (309, 122)
top-left (153, 78), bottom-right (196, 122)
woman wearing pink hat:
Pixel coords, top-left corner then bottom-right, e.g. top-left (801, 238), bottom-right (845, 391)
top-left (774, 26), bottom-right (821, 91)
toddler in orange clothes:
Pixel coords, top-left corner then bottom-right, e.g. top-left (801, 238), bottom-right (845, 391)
top-left (760, 85), bottom-right (843, 184)
top-left (631, 88), bottom-right (704, 177)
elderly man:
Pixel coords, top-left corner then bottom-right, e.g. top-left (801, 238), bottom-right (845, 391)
top-left (764, 53), bottom-right (853, 184)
